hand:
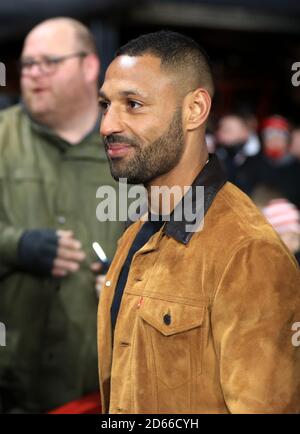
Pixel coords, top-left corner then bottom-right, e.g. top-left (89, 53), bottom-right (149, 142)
top-left (52, 230), bottom-right (86, 277)
top-left (91, 262), bottom-right (106, 297)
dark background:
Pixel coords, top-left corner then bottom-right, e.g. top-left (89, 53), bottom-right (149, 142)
top-left (1, 0), bottom-right (300, 123)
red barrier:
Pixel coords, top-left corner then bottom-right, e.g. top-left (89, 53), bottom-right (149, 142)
top-left (48, 392), bottom-right (101, 414)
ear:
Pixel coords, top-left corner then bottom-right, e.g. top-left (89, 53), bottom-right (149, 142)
top-left (83, 53), bottom-right (101, 83)
top-left (183, 88), bottom-right (211, 131)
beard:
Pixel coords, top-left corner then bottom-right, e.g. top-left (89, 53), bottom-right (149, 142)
top-left (104, 108), bottom-right (184, 185)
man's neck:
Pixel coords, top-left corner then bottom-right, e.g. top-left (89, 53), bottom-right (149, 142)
top-left (146, 145), bottom-right (209, 216)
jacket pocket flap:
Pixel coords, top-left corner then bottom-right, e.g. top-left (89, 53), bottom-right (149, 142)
top-left (139, 298), bottom-right (205, 336)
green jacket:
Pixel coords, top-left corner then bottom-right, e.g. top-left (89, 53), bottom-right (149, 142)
top-left (0, 105), bottom-right (124, 412)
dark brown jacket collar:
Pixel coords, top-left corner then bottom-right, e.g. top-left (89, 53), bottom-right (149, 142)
top-left (164, 154), bottom-right (227, 244)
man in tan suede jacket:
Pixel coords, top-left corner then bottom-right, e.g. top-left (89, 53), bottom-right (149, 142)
top-left (97, 31), bottom-right (300, 414)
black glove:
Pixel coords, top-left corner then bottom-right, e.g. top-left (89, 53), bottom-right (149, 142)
top-left (17, 229), bottom-right (58, 276)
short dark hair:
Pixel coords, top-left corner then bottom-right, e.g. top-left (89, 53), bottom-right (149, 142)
top-left (116, 30), bottom-right (214, 97)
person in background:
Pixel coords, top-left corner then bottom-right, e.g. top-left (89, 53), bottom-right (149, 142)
top-left (0, 17), bottom-right (124, 413)
top-left (262, 199), bottom-right (300, 265)
top-left (290, 126), bottom-right (300, 161)
top-left (253, 115), bottom-right (300, 208)
top-left (261, 115), bottom-right (291, 161)
top-left (216, 113), bottom-right (260, 194)
top-left (252, 184), bottom-right (300, 265)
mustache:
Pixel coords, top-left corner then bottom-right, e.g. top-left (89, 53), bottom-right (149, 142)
top-left (104, 134), bottom-right (138, 147)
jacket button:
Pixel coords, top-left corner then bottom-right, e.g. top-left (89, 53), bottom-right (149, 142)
top-left (105, 280), bottom-right (111, 287)
top-left (163, 314), bottom-right (171, 325)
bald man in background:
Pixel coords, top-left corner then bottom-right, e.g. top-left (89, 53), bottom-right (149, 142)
top-left (0, 18), bottom-right (124, 413)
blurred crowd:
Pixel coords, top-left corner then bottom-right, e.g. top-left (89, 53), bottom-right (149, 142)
top-left (207, 113), bottom-right (300, 263)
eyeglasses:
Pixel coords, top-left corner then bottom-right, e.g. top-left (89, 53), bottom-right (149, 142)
top-left (20, 51), bottom-right (88, 75)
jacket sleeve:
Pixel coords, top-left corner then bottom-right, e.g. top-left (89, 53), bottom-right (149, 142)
top-left (211, 238), bottom-right (300, 414)
top-left (0, 221), bottom-right (24, 278)
top-left (0, 112), bottom-right (24, 277)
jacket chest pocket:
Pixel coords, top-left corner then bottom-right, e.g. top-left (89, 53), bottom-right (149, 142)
top-left (138, 297), bottom-right (205, 390)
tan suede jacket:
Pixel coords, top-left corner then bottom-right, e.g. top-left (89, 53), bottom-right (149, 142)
top-left (98, 155), bottom-right (300, 414)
